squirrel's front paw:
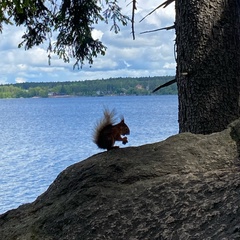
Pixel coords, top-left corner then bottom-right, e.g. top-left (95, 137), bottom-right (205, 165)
top-left (122, 137), bottom-right (128, 144)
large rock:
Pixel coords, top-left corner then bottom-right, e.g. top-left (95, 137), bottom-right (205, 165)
top-left (1, 119), bottom-right (240, 239)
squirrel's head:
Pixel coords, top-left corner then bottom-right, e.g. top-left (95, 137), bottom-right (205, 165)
top-left (120, 118), bottom-right (130, 135)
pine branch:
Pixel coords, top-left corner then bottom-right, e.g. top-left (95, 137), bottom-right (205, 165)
top-left (131, 0), bottom-right (137, 40)
top-left (140, 24), bottom-right (175, 35)
top-left (152, 78), bottom-right (176, 93)
top-left (139, 0), bottom-right (175, 23)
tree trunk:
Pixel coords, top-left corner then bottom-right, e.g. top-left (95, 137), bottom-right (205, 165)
top-left (175, 0), bottom-right (240, 134)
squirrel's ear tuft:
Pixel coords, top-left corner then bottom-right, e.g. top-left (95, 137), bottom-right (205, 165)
top-left (120, 114), bottom-right (124, 122)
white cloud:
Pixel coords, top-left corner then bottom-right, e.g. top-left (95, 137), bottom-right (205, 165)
top-left (0, 77), bottom-right (8, 85)
top-left (123, 60), bottom-right (131, 68)
top-left (163, 62), bottom-right (176, 69)
top-left (0, 1), bottom-right (176, 84)
top-left (92, 29), bottom-right (104, 40)
top-left (0, 26), bottom-right (23, 49)
top-left (15, 77), bottom-right (26, 83)
top-left (17, 64), bottom-right (28, 70)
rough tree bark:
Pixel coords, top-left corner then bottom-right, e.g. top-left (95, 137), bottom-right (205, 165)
top-left (175, 0), bottom-right (240, 134)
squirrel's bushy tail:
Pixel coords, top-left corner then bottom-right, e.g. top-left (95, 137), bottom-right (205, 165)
top-left (93, 108), bottom-right (117, 146)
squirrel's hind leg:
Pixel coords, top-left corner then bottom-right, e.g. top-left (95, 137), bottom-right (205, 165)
top-left (107, 146), bottom-right (120, 151)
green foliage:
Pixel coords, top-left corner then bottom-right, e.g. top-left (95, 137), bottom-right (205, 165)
top-left (0, 0), bottom-right (131, 67)
top-left (54, 0), bottom-right (106, 68)
top-left (103, 1), bottom-right (130, 33)
top-left (0, 76), bottom-right (177, 98)
top-left (15, 0), bottom-right (54, 49)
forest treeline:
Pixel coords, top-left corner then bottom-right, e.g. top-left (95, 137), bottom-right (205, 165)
top-left (0, 76), bottom-right (177, 98)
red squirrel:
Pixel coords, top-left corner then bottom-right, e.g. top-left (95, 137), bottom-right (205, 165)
top-left (93, 109), bottom-right (130, 151)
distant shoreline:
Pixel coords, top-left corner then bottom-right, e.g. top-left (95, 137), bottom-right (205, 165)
top-left (0, 76), bottom-right (177, 99)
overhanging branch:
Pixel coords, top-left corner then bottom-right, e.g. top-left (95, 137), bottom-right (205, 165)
top-left (139, 0), bottom-right (175, 23)
top-left (140, 24), bottom-right (175, 35)
top-left (131, 0), bottom-right (137, 40)
top-left (152, 78), bottom-right (176, 93)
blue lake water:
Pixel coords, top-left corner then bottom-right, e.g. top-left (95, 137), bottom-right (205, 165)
top-left (0, 95), bottom-right (178, 214)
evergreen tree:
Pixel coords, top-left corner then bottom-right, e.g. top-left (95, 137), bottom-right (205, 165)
top-left (175, 0), bottom-right (240, 133)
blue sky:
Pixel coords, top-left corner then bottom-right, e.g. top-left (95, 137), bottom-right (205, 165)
top-left (0, 1), bottom-right (176, 84)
